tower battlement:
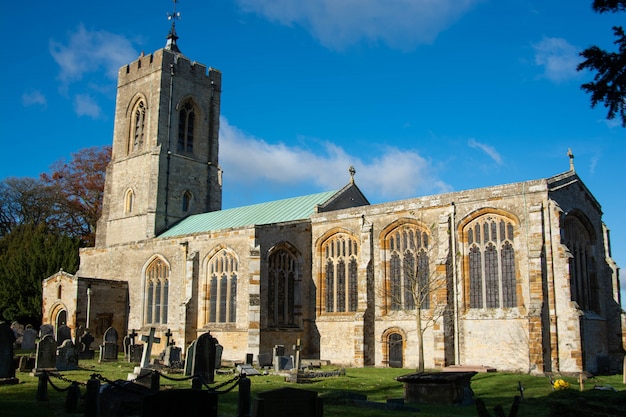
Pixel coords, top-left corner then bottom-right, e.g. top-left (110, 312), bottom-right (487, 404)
top-left (118, 49), bottom-right (221, 88)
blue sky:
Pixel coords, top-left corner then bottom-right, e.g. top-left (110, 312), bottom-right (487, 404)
top-left (1, 1), bottom-right (624, 298)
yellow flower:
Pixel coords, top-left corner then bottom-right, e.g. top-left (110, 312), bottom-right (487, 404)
top-left (553, 379), bottom-right (570, 390)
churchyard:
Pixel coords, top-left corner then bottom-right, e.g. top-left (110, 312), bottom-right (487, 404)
top-left (1, 322), bottom-right (625, 417)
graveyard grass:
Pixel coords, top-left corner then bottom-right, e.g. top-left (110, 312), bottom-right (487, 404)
top-left (1, 353), bottom-right (625, 417)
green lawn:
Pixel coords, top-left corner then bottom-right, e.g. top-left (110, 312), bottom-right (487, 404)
top-left (1, 355), bottom-right (625, 417)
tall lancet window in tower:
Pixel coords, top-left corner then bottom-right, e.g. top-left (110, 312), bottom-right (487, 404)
top-left (144, 257), bottom-right (169, 324)
top-left (268, 247), bottom-right (298, 326)
top-left (464, 214), bottom-right (518, 309)
top-left (205, 249), bottom-right (238, 324)
top-left (321, 233), bottom-right (359, 313)
top-left (178, 101), bottom-right (195, 153)
top-left (130, 101), bottom-right (146, 153)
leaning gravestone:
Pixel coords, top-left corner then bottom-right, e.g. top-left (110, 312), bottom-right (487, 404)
top-left (252, 387), bottom-right (323, 417)
top-left (35, 334), bottom-right (57, 371)
top-left (40, 324), bottom-right (54, 338)
top-left (57, 324), bottom-right (72, 346)
top-left (100, 327), bottom-right (119, 362)
top-left (0, 322), bottom-right (18, 384)
top-left (184, 340), bottom-right (196, 376)
top-left (191, 332), bottom-right (218, 383)
top-left (21, 327), bottom-right (38, 350)
top-left (56, 339), bottom-right (79, 371)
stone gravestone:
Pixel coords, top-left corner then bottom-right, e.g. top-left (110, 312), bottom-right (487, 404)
top-left (252, 387), bottom-right (322, 417)
top-left (215, 344), bottom-right (223, 369)
top-left (191, 332), bottom-right (218, 384)
top-left (10, 322), bottom-right (24, 347)
top-left (35, 334), bottom-right (57, 371)
top-left (258, 353), bottom-right (273, 368)
top-left (0, 322), bottom-right (18, 384)
top-left (57, 324), bottom-right (71, 346)
top-left (163, 345), bottom-right (182, 368)
top-left (99, 327), bottom-right (119, 362)
top-left (56, 339), bottom-right (79, 371)
top-left (40, 324), bottom-right (54, 338)
top-left (184, 340), bottom-right (196, 376)
top-left (21, 327), bottom-right (38, 350)
top-left (79, 331), bottom-right (95, 359)
top-left (127, 327), bottom-right (160, 387)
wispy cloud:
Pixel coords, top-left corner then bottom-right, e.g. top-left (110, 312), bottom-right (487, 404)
top-left (219, 117), bottom-right (450, 203)
top-left (468, 138), bottom-right (503, 165)
top-left (49, 24), bottom-right (138, 86)
top-left (532, 37), bottom-right (581, 83)
top-left (21, 90), bottom-right (47, 108)
top-left (236, 0), bottom-right (483, 50)
top-left (73, 94), bottom-right (102, 119)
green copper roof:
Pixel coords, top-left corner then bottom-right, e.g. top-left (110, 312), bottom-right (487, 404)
top-left (159, 190), bottom-right (338, 238)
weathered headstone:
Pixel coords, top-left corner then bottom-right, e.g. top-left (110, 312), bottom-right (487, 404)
top-left (396, 371), bottom-right (477, 405)
top-left (56, 339), bottom-right (79, 371)
top-left (273, 345), bottom-right (285, 358)
top-left (191, 332), bottom-right (218, 383)
top-left (163, 345), bottom-right (182, 368)
top-left (35, 334), bottom-right (57, 371)
top-left (274, 356), bottom-right (293, 371)
top-left (39, 324), bottom-right (54, 338)
top-left (237, 363), bottom-right (261, 376)
top-left (21, 327), bottom-right (38, 350)
top-left (57, 324), bottom-right (72, 346)
top-left (215, 344), bottom-right (223, 369)
top-left (129, 345), bottom-right (144, 363)
top-left (258, 353), bottom-right (273, 368)
top-left (0, 322), bottom-right (18, 384)
top-left (99, 327), bottom-right (119, 362)
top-left (123, 335), bottom-right (131, 360)
top-left (10, 322), bottom-right (24, 347)
top-left (252, 387), bottom-right (322, 417)
top-left (74, 325), bottom-right (85, 345)
top-left (79, 331), bottom-right (95, 359)
top-left (184, 340), bottom-right (196, 376)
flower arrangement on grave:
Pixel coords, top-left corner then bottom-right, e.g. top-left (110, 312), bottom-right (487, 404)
top-left (553, 379), bottom-right (570, 390)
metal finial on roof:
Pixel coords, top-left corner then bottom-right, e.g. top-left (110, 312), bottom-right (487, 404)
top-left (349, 165), bottom-right (356, 184)
top-left (165, 0), bottom-right (181, 53)
top-left (567, 148), bottom-right (575, 172)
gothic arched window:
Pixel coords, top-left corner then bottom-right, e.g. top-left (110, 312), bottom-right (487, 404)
top-left (129, 100), bottom-right (146, 154)
top-left (385, 224), bottom-right (430, 311)
top-left (145, 257), bottom-right (169, 324)
top-left (563, 214), bottom-right (599, 312)
top-left (182, 190), bottom-right (192, 213)
top-left (205, 250), bottom-right (238, 324)
top-left (178, 101), bottom-right (195, 153)
top-left (465, 216), bottom-right (518, 309)
top-left (268, 248), bottom-right (297, 326)
top-left (125, 189), bottom-right (134, 214)
top-left (321, 233), bottom-right (359, 313)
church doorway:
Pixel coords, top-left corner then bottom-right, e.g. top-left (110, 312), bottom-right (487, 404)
top-left (55, 309), bottom-right (67, 338)
top-left (388, 333), bottom-right (403, 368)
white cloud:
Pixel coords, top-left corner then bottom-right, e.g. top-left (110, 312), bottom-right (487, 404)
top-left (49, 24), bottom-right (138, 85)
top-left (219, 117), bottom-right (450, 203)
top-left (74, 94), bottom-right (102, 119)
top-left (237, 0), bottom-right (483, 50)
top-left (468, 138), bottom-right (503, 165)
top-left (21, 90), bottom-right (47, 108)
top-left (532, 37), bottom-right (581, 83)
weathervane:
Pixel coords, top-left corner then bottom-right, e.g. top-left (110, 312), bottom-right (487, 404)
top-left (165, 0), bottom-right (182, 53)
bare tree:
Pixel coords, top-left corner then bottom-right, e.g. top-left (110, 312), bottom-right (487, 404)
top-left (380, 220), bottom-right (450, 372)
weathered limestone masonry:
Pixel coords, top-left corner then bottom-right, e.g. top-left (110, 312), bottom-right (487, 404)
top-left (41, 25), bottom-right (622, 373)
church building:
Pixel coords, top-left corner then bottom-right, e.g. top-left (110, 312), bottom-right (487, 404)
top-left (42, 19), bottom-right (624, 374)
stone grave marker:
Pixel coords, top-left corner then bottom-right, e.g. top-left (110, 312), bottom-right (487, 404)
top-left (74, 325), bottom-right (85, 345)
top-left (252, 387), bottom-right (322, 417)
top-left (21, 327), bottom-right (37, 350)
top-left (57, 324), bottom-right (71, 346)
top-left (79, 331), bottom-right (95, 359)
top-left (40, 324), bottom-right (54, 338)
top-left (274, 356), bottom-right (293, 372)
top-left (123, 335), bottom-right (131, 360)
top-left (10, 322), bottom-right (24, 347)
top-left (258, 353), bottom-right (273, 368)
top-left (99, 326), bottom-right (119, 362)
top-left (191, 332), bottom-right (218, 383)
top-left (0, 322), bottom-right (18, 384)
top-left (184, 340), bottom-right (196, 376)
top-left (215, 343), bottom-right (223, 369)
top-left (56, 339), bottom-right (78, 371)
top-left (164, 345), bottom-right (182, 368)
top-left (237, 363), bottom-right (261, 376)
top-left (127, 327), bottom-right (160, 386)
top-left (35, 334), bottom-right (57, 371)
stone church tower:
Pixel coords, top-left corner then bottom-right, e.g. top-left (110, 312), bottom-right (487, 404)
top-left (95, 23), bottom-right (222, 247)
